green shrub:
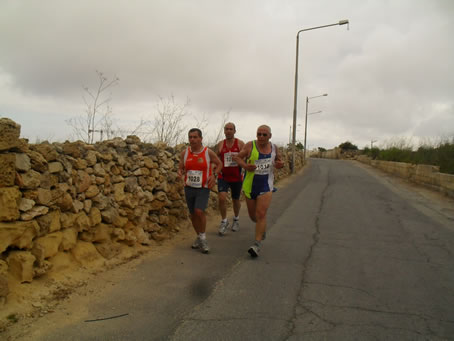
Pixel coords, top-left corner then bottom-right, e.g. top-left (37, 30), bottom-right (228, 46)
top-left (437, 141), bottom-right (454, 174)
top-left (371, 138), bottom-right (454, 174)
top-left (339, 141), bottom-right (358, 151)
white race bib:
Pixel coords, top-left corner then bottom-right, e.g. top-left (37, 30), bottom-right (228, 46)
top-left (254, 158), bottom-right (272, 175)
top-left (186, 170), bottom-right (203, 188)
top-left (224, 152), bottom-right (238, 167)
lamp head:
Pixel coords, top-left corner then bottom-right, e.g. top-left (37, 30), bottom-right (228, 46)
top-left (339, 19), bottom-right (349, 30)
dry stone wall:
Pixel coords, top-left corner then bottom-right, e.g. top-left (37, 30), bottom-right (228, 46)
top-left (313, 148), bottom-right (453, 197)
top-left (0, 118), bottom-right (303, 294)
top-left (357, 155), bottom-right (454, 198)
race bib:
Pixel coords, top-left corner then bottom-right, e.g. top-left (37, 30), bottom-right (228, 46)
top-left (254, 158), bottom-right (272, 175)
top-left (186, 170), bottom-right (203, 188)
top-left (224, 152), bottom-right (238, 167)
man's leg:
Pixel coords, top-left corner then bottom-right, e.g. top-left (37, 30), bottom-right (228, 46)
top-left (247, 192), bottom-right (272, 258)
top-left (184, 187), bottom-right (198, 234)
top-left (231, 198), bottom-right (242, 231)
top-left (254, 192), bottom-right (272, 241)
top-left (217, 180), bottom-right (229, 235)
top-left (191, 208), bottom-right (206, 234)
top-left (193, 189), bottom-right (210, 253)
top-left (232, 198), bottom-right (241, 217)
top-left (192, 209), bottom-right (209, 253)
top-left (230, 182), bottom-right (243, 217)
top-left (218, 191), bottom-right (228, 220)
top-left (218, 190), bottom-right (229, 235)
top-left (245, 197), bottom-right (257, 222)
top-left (231, 182), bottom-right (242, 231)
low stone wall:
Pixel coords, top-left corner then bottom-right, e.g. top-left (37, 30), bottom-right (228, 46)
top-left (0, 118), bottom-right (303, 298)
top-left (357, 155), bottom-right (454, 198)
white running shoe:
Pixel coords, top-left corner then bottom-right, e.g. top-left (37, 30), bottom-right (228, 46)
top-left (191, 237), bottom-right (200, 249)
top-left (199, 238), bottom-right (210, 253)
top-left (218, 220), bottom-right (229, 236)
top-left (231, 220), bottom-right (240, 232)
top-left (248, 242), bottom-right (261, 258)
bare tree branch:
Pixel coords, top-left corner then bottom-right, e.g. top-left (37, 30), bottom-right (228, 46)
top-left (66, 71), bottom-right (119, 143)
top-left (213, 110), bottom-right (231, 144)
top-left (149, 95), bottom-right (190, 146)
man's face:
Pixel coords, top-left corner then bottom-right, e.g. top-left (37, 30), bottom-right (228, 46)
top-left (188, 132), bottom-right (202, 147)
top-left (224, 124), bottom-right (235, 139)
top-left (256, 127), bottom-right (271, 143)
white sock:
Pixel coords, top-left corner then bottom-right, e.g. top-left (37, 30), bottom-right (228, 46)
top-left (234, 216), bottom-right (239, 221)
top-left (198, 233), bottom-right (206, 240)
top-left (221, 218), bottom-right (227, 223)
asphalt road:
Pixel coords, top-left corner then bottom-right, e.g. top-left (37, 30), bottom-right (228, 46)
top-left (20, 159), bottom-right (454, 340)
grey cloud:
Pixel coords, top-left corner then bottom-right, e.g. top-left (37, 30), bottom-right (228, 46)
top-left (1, 0), bottom-right (453, 148)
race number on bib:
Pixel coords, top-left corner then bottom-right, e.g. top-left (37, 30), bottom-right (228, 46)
top-left (254, 158), bottom-right (272, 175)
top-left (224, 152), bottom-right (238, 167)
top-left (186, 170), bottom-right (203, 188)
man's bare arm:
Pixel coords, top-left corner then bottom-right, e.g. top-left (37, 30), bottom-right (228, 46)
top-left (215, 140), bottom-right (223, 157)
top-left (237, 139), bottom-right (245, 151)
top-left (234, 141), bottom-right (256, 172)
top-left (208, 149), bottom-right (223, 188)
top-left (177, 150), bottom-right (186, 180)
top-left (274, 145), bottom-right (284, 169)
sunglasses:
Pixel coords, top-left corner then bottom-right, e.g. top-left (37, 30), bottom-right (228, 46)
top-left (257, 133), bottom-right (268, 137)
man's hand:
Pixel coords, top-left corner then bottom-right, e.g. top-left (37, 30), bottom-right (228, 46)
top-left (177, 169), bottom-right (185, 181)
top-left (208, 174), bottom-right (216, 189)
top-left (244, 163), bottom-right (257, 172)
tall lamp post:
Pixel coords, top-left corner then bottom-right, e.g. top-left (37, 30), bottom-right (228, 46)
top-left (291, 19), bottom-right (349, 173)
top-left (304, 94), bottom-right (327, 162)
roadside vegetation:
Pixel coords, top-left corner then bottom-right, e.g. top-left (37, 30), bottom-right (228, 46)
top-left (362, 137), bottom-right (454, 175)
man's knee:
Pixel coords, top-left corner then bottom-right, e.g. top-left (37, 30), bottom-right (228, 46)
top-left (218, 193), bottom-right (227, 203)
top-left (256, 214), bottom-right (265, 221)
top-left (193, 208), bottom-right (205, 218)
top-left (256, 209), bottom-right (268, 221)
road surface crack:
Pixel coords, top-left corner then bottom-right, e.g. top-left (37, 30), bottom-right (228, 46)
top-left (285, 168), bottom-right (332, 339)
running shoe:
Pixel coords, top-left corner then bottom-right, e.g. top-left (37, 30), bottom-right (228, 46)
top-left (191, 237), bottom-right (200, 249)
top-left (199, 238), bottom-right (210, 253)
top-left (218, 220), bottom-right (229, 235)
top-left (248, 242), bottom-right (261, 258)
top-left (231, 219), bottom-right (240, 232)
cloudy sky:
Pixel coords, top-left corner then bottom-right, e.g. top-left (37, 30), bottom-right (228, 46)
top-left (1, 0), bottom-right (453, 149)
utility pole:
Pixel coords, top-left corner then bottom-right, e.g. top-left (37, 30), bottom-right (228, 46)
top-left (371, 139), bottom-right (377, 149)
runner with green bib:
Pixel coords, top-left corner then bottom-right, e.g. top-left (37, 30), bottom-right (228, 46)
top-left (233, 125), bottom-right (284, 257)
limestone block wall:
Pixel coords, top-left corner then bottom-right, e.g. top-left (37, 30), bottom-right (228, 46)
top-left (0, 118), bottom-right (302, 289)
top-left (357, 155), bottom-right (454, 198)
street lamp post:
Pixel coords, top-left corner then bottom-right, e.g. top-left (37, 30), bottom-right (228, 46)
top-left (304, 94), bottom-right (327, 162)
top-left (291, 19), bottom-right (349, 173)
